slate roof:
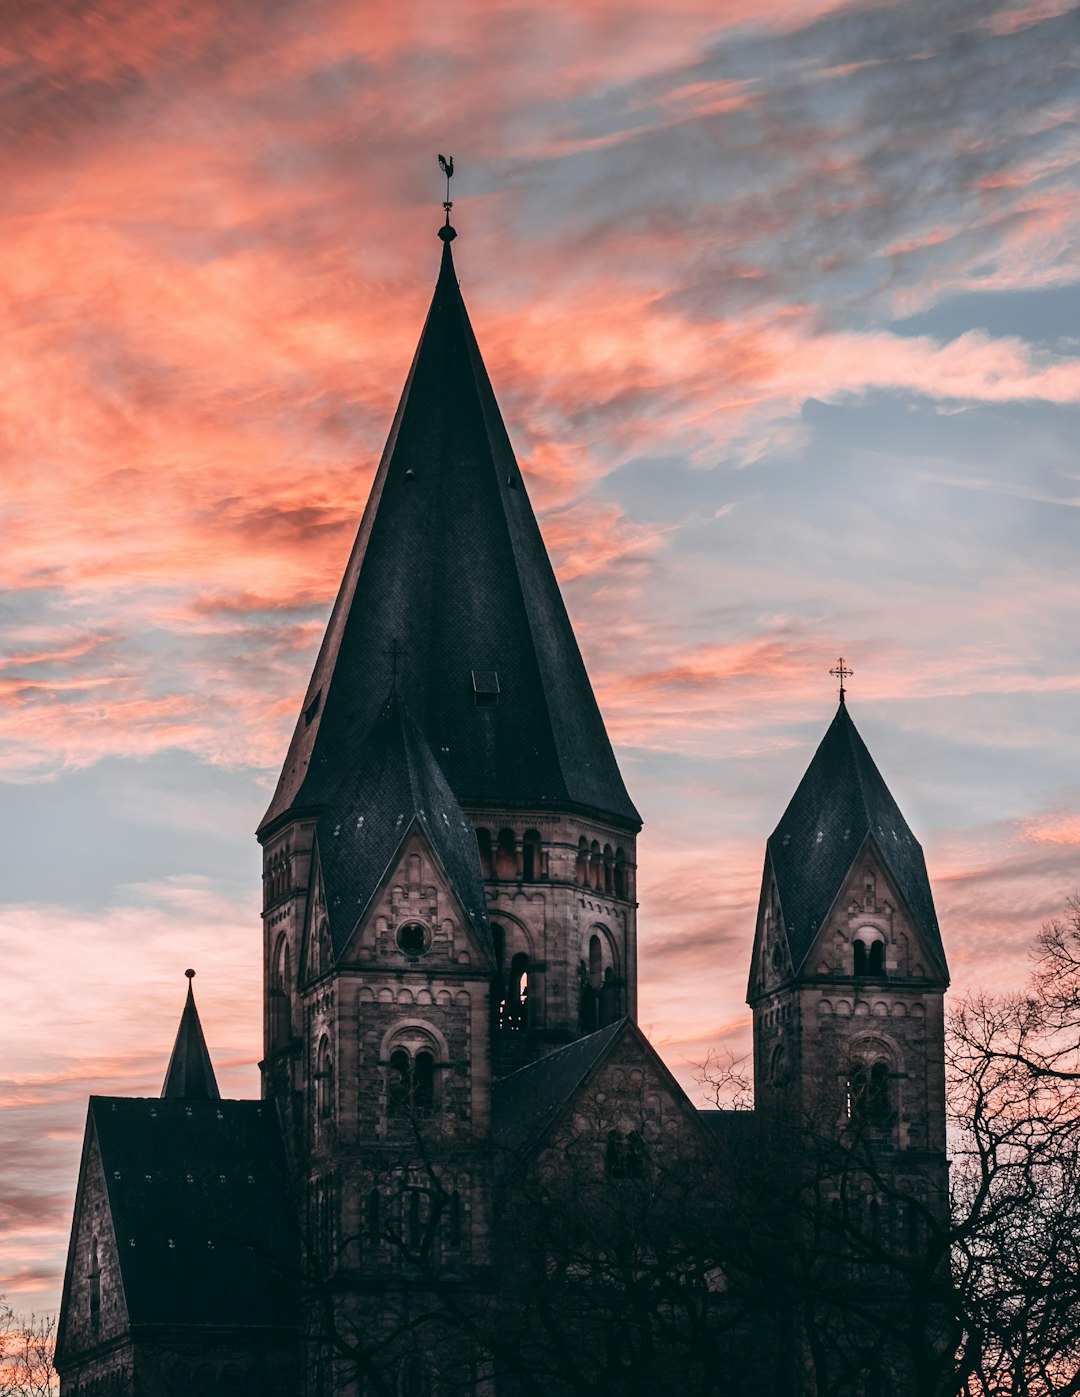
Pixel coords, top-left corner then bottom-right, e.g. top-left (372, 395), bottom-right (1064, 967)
top-left (89, 1097), bottom-right (295, 1329)
top-left (767, 701), bottom-right (946, 975)
top-left (314, 694), bottom-right (492, 959)
top-left (492, 1018), bottom-right (627, 1159)
top-left (260, 231), bottom-right (639, 837)
top-left (161, 977), bottom-right (220, 1100)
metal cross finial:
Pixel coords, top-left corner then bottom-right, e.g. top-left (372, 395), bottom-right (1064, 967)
top-left (830, 657), bottom-right (853, 704)
top-left (438, 153), bottom-right (454, 223)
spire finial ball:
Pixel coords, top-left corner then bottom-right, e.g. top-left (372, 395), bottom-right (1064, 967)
top-left (185, 968), bottom-right (195, 980)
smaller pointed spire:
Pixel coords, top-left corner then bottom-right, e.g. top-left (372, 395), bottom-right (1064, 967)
top-left (161, 970), bottom-right (221, 1100)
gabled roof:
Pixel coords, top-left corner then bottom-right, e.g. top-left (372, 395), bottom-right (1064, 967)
top-left (161, 975), bottom-right (220, 1100)
top-left (314, 693), bottom-right (492, 959)
top-left (493, 1019), bottom-right (626, 1160)
top-left (767, 701), bottom-right (946, 975)
top-left (260, 232), bottom-right (639, 838)
top-left (87, 1097), bottom-right (295, 1329)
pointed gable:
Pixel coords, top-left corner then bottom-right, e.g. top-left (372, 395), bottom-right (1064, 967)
top-left (161, 975), bottom-right (220, 1101)
top-left (260, 234), bottom-right (639, 837)
top-left (313, 694), bottom-right (491, 959)
top-left (767, 702), bottom-right (946, 975)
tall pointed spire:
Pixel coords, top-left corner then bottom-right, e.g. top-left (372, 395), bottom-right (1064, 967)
top-left (767, 703), bottom-right (947, 977)
top-left (260, 219), bottom-right (639, 836)
top-left (161, 970), bottom-right (221, 1100)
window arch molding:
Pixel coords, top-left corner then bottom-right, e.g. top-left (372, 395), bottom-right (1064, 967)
top-left (315, 1033), bottom-right (334, 1123)
top-left (579, 924), bottom-right (622, 1032)
top-left (581, 923), bottom-right (621, 979)
top-left (845, 1034), bottom-right (899, 1128)
top-left (378, 1019), bottom-right (449, 1064)
top-left (271, 934), bottom-right (291, 1043)
top-left (853, 925), bottom-right (886, 977)
top-left (490, 915), bottom-right (535, 1034)
top-left (381, 1023), bottom-right (444, 1121)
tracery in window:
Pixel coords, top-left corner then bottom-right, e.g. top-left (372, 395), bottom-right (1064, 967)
top-left (386, 1035), bottom-right (439, 1118)
top-left (605, 1128), bottom-right (648, 1180)
top-left (846, 1056), bottom-right (892, 1129)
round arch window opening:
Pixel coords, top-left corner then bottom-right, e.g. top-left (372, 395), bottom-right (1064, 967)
top-left (398, 922), bottom-right (427, 957)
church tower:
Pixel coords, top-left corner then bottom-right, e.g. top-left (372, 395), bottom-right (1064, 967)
top-left (747, 691), bottom-right (951, 1391)
top-left (256, 213), bottom-right (641, 1386)
top-left (749, 693), bottom-right (949, 1163)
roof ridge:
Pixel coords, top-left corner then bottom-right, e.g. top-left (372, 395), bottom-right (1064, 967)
top-left (496, 1017), bottom-right (627, 1086)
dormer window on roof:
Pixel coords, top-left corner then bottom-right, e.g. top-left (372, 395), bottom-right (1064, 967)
top-left (472, 670), bottom-right (500, 707)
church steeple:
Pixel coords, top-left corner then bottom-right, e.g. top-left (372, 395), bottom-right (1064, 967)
top-left (259, 227), bottom-right (639, 836)
top-left (161, 971), bottom-right (220, 1100)
top-left (764, 700), bottom-right (947, 981)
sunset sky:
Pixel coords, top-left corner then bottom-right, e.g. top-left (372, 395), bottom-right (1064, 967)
top-left (2, 0), bottom-right (1079, 1314)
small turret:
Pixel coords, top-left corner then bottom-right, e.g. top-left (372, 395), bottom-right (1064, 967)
top-left (161, 970), bottom-right (221, 1100)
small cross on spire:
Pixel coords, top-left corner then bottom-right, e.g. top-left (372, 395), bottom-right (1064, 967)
top-left (830, 657), bottom-right (853, 704)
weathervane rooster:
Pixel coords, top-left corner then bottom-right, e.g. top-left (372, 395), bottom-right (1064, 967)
top-left (438, 153), bottom-right (454, 224)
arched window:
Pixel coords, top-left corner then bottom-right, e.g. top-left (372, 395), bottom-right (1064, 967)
top-left (589, 934), bottom-right (603, 985)
top-left (388, 1049), bottom-right (410, 1118)
top-left (496, 828), bottom-right (518, 880)
top-left (522, 829), bottom-right (541, 881)
top-left (386, 1036), bottom-right (439, 1119)
top-left (614, 848), bottom-right (628, 900)
top-left (491, 923), bottom-right (532, 1033)
top-left (605, 1128), bottom-right (648, 1180)
top-left (413, 1051), bottom-right (435, 1115)
top-left (89, 1236), bottom-right (101, 1333)
top-left (589, 840), bottom-right (602, 888)
top-left (271, 936), bottom-right (291, 1044)
top-left (847, 1057), bottom-right (891, 1130)
top-left (580, 930), bottom-right (622, 1032)
top-left (854, 928), bottom-right (885, 978)
top-left (475, 827), bottom-right (494, 878)
top-left (869, 1061), bottom-right (891, 1124)
top-left (505, 952), bottom-right (529, 1031)
top-left (576, 837), bottom-right (589, 886)
top-left (316, 1037), bottom-right (334, 1123)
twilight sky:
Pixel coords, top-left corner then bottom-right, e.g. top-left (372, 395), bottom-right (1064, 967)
top-left (1, 0), bottom-right (1079, 1314)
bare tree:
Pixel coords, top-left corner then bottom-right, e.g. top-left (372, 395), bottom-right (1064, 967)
top-left (0, 1300), bottom-right (58, 1397)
